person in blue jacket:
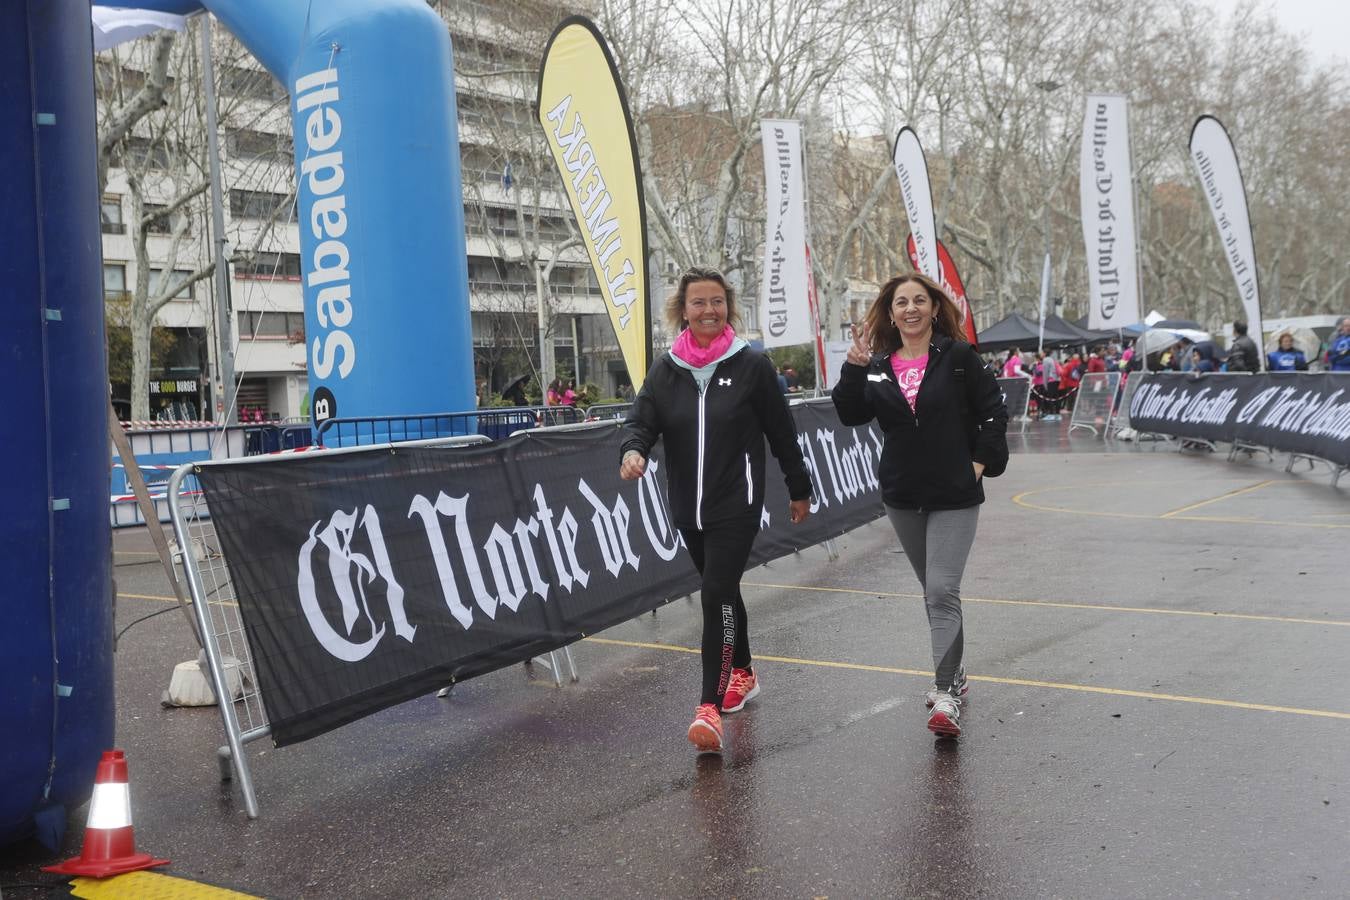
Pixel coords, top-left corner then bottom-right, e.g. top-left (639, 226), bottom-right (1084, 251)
top-left (621, 266), bottom-right (812, 754)
top-left (1325, 317), bottom-right (1350, 372)
top-left (1267, 333), bottom-right (1308, 371)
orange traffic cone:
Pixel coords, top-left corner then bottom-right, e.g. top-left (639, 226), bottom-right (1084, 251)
top-left (43, 749), bottom-right (169, 878)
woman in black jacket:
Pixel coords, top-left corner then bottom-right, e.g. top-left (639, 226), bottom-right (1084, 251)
top-left (831, 273), bottom-right (1008, 738)
top-left (620, 267), bottom-right (812, 754)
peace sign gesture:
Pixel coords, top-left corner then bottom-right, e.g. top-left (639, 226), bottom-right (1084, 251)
top-left (846, 321), bottom-right (872, 366)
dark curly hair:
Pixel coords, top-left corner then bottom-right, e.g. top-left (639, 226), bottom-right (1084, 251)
top-left (862, 272), bottom-right (963, 355)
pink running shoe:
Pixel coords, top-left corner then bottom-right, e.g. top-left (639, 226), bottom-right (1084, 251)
top-left (721, 668), bottom-right (760, 713)
top-left (687, 704), bottom-right (724, 753)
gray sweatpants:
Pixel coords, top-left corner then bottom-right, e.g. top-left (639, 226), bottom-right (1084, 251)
top-left (885, 504), bottom-right (980, 692)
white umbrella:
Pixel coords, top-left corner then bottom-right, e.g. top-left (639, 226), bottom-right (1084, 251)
top-left (91, 7), bottom-right (187, 52)
top-left (1135, 328), bottom-right (1182, 356)
top-left (1265, 327), bottom-right (1321, 361)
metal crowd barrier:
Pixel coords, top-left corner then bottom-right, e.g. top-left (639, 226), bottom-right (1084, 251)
top-left (167, 433), bottom-right (492, 819)
top-left (1068, 372), bottom-right (1121, 437)
top-left (315, 405), bottom-right (586, 447)
top-left (584, 402), bottom-right (634, 421)
top-left (111, 423), bottom-right (248, 527)
top-left (996, 378), bottom-right (1031, 433)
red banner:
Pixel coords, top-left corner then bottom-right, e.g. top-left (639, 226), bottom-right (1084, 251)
top-left (907, 236), bottom-right (978, 348)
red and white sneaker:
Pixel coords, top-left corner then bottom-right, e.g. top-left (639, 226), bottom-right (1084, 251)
top-left (925, 665), bottom-right (968, 708)
top-left (927, 692), bottom-right (961, 738)
top-left (721, 667), bottom-right (760, 713)
top-left (687, 703), bottom-right (724, 753)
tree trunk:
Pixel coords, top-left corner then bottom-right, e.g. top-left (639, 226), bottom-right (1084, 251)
top-left (130, 317), bottom-right (153, 422)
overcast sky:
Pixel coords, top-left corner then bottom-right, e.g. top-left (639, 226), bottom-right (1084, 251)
top-left (1206, 0), bottom-right (1349, 70)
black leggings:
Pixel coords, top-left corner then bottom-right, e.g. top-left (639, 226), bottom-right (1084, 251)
top-left (681, 523), bottom-right (758, 706)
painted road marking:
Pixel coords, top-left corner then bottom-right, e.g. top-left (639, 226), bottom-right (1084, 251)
top-left (1159, 479), bottom-right (1276, 518)
top-left (742, 581), bottom-right (1350, 628)
top-left (1012, 479), bottom-right (1349, 529)
top-left (583, 637), bottom-right (1350, 721)
top-left (113, 593), bottom-right (1347, 719)
top-left (118, 592), bottom-right (236, 608)
top-left (117, 587), bottom-right (1350, 629)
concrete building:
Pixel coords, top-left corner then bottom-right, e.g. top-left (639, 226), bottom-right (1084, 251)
top-left (98, 4), bottom-right (638, 424)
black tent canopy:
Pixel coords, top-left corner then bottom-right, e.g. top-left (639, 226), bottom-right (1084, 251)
top-left (977, 312), bottom-right (1083, 353)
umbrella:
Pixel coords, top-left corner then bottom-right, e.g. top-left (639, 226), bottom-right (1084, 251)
top-left (1135, 328), bottom-right (1183, 356)
top-left (1265, 327), bottom-right (1321, 361)
top-left (1190, 340), bottom-right (1226, 363)
top-left (500, 373), bottom-right (530, 404)
top-left (1152, 317), bottom-right (1205, 331)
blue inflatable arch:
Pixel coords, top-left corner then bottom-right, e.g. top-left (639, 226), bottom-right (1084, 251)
top-left (1, 0), bottom-right (473, 846)
top-left (138, 0), bottom-right (476, 424)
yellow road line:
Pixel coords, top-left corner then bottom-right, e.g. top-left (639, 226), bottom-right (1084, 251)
top-left (742, 581), bottom-right (1350, 628)
top-left (583, 637), bottom-right (1350, 721)
top-left (1010, 491), bottom-right (1154, 520)
top-left (1015, 488), bottom-right (1350, 531)
top-left (1159, 479), bottom-right (1276, 518)
top-left (118, 586), bottom-right (1350, 629)
top-left (1012, 482), bottom-right (1349, 529)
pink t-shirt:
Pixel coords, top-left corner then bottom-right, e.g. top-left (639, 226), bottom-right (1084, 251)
top-left (889, 353), bottom-right (927, 411)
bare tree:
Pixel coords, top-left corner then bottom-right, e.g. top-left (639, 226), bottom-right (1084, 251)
top-left (98, 24), bottom-right (297, 420)
top-left (604, 0), bottom-right (865, 338)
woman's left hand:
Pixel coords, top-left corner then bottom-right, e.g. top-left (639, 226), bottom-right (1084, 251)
top-left (788, 499), bottom-right (810, 524)
top-left (972, 461), bottom-right (985, 480)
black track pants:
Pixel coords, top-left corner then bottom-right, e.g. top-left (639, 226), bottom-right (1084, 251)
top-left (681, 523), bottom-right (758, 706)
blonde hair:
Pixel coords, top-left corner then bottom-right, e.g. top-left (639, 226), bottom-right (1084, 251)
top-left (664, 266), bottom-right (741, 334)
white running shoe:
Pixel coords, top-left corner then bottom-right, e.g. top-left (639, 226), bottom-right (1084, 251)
top-left (927, 692), bottom-right (961, 738)
top-left (924, 665), bottom-right (968, 708)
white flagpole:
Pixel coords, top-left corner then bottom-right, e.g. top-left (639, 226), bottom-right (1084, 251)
top-left (798, 128), bottom-right (825, 391)
top-left (1038, 252), bottom-right (1052, 353)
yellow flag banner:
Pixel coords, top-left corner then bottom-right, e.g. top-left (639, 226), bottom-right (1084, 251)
top-left (537, 16), bottom-right (650, 389)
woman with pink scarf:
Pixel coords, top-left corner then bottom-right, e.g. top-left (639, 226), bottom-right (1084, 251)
top-left (620, 267), bottom-right (813, 754)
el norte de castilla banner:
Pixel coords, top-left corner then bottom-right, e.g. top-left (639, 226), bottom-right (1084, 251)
top-left (1190, 115), bottom-right (1264, 362)
top-left (1080, 94), bottom-right (1141, 330)
top-left (892, 126), bottom-right (939, 283)
top-left (195, 402), bottom-right (887, 747)
top-left (1128, 372), bottom-right (1350, 465)
top-left (538, 17), bottom-right (651, 388)
top-left (760, 119), bottom-right (815, 349)
top-left (894, 126), bottom-right (979, 347)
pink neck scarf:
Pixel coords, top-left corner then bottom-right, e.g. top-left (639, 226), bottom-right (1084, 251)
top-left (671, 325), bottom-right (736, 368)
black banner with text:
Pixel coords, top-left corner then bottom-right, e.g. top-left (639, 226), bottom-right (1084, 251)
top-left (196, 400), bottom-right (884, 746)
top-left (1128, 372), bottom-right (1350, 465)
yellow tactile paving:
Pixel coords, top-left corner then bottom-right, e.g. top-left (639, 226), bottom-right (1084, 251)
top-left (71, 871), bottom-right (260, 899)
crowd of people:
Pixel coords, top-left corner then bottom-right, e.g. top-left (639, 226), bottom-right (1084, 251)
top-left (991, 315), bottom-right (1350, 419)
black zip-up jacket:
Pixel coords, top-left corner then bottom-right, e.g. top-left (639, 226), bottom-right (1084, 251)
top-left (831, 334), bottom-right (1009, 510)
top-left (621, 346), bottom-right (813, 531)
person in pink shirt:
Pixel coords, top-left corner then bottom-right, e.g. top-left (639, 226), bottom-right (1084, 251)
top-left (831, 273), bottom-right (1009, 739)
top-left (1002, 349), bottom-right (1027, 379)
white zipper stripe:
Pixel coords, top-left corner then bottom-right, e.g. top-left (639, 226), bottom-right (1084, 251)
top-left (745, 452), bottom-right (753, 504)
top-left (695, 383), bottom-right (706, 529)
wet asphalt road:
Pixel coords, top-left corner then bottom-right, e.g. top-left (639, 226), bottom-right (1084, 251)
top-left (4, 422), bottom-right (1349, 898)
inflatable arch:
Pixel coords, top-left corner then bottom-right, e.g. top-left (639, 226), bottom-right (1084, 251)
top-left (2, 0), bottom-right (473, 846)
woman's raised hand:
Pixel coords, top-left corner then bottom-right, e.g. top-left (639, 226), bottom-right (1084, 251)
top-left (846, 322), bottom-right (871, 366)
